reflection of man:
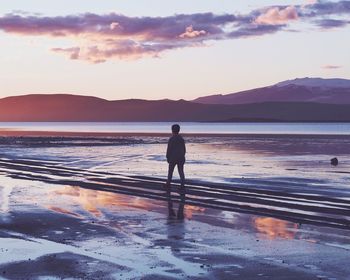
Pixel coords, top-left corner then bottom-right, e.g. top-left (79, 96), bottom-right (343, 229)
top-left (168, 192), bottom-right (185, 219)
top-left (165, 124), bottom-right (186, 193)
top-left (167, 195), bottom-right (186, 258)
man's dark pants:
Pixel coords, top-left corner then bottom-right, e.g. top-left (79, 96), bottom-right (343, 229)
top-left (166, 160), bottom-right (185, 187)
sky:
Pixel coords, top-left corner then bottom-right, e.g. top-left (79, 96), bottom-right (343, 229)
top-left (0, 0), bottom-right (349, 100)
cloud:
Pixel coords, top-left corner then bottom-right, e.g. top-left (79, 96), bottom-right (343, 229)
top-left (179, 25), bottom-right (207, 38)
top-left (304, 0), bottom-right (318, 6)
top-left (52, 40), bottom-right (173, 63)
top-left (255, 6), bottom-right (298, 25)
top-left (110, 22), bottom-right (121, 30)
top-left (52, 47), bottom-right (80, 60)
top-left (228, 24), bottom-right (284, 38)
top-left (300, 0), bottom-right (350, 17)
top-left (322, 64), bottom-right (343, 69)
top-left (315, 18), bottom-right (350, 28)
top-left (0, 1), bottom-right (349, 63)
top-left (0, 12), bottom-right (258, 63)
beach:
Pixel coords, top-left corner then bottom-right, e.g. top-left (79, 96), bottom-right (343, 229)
top-left (2, 0), bottom-right (350, 277)
top-left (0, 132), bottom-right (350, 279)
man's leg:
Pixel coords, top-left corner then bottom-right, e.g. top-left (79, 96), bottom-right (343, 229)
top-left (166, 162), bottom-right (176, 186)
top-left (177, 162), bottom-right (185, 187)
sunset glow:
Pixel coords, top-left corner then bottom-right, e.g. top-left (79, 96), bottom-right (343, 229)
top-left (254, 217), bottom-right (299, 240)
top-left (49, 186), bottom-right (155, 217)
top-left (1, 0), bottom-right (349, 100)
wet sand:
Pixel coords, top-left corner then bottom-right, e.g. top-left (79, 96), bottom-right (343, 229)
top-left (1, 135), bottom-right (350, 279)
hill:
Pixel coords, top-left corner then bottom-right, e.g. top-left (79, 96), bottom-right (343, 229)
top-left (193, 78), bottom-right (350, 105)
top-left (1, 94), bottom-right (350, 122)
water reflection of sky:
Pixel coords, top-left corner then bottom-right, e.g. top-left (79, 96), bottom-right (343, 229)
top-left (0, 184), bottom-right (13, 222)
top-left (254, 217), bottom-right (299, 240)
top-left (2, 173), bottom-right (350, 251)
top-left (46, 185), bottom-right (302, 241)
top-left (49, 186), bottom-right (155, 217)
top-left (38, 185), bottom-right (350, 246)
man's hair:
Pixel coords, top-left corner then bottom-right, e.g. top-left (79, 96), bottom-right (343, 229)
top-left (171, 124), bottom-right (180, 134)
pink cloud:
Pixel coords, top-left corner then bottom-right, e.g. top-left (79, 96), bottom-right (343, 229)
top-left (52, 47), bottom-right (80, 60)
top-left (110, 22), bottom-right (121, 30)
top-left (305, 0), bottom-right (318, 5)
top-left (179, 25), bottom-right (207, 38)
top-left (255, 6), bottom-right (298, 25)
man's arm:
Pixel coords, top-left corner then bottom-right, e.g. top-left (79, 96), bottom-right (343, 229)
top-left (183, 139), bottom-right (186, 155)
top-left (166, 138), bottom-right (171, 163)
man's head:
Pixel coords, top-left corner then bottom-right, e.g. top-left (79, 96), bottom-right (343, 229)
top-left (171, 124), bottom-right (180, 134)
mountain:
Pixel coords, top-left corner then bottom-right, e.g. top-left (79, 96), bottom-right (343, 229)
top-left (275, 77), bottom-right (350, 88)
top-left (193, 77), bottom-right (350, 105)
top-left (1, 93), bottom-right (350, 122)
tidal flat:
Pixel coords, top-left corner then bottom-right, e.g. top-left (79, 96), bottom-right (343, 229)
top-left (0, 134), bottom-right (350, 279)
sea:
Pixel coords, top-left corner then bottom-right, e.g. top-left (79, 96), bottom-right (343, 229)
top-left (0, 122), bottom-right (350, 135)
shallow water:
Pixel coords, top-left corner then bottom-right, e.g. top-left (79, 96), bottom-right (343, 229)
top-left (1, 135), bottom-right (350, 278)
top-left (1, 175), bottom-right (350, 279)
top-left (0, 135), bottom-right (349, 190)
top-left (1, 135), bottom-right (350, 228)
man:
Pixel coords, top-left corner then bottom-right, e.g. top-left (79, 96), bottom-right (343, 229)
top-left (165, 124), bottom-right (186, 193)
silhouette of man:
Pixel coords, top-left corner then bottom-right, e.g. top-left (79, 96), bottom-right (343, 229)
top-left (168, 192), bottom-right (185, 219)
top-left (165, 124), bottom-right (186, 193)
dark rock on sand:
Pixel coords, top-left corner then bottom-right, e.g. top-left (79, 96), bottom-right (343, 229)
top-left (331, 157), bottom-right (338, 166)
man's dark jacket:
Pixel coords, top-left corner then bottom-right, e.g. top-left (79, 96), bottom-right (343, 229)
top-left (166, 134), bottom-right (186, 164)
